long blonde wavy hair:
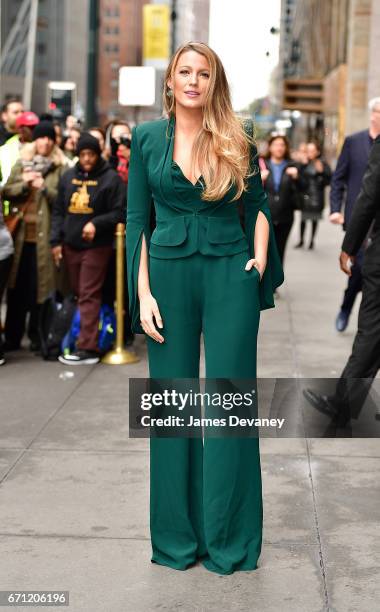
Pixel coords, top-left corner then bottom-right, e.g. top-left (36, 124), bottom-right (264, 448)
top-left (163, 42), bottom-right (257, 202)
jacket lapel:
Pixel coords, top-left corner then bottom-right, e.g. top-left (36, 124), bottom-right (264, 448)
top-left (159, 115), bottom-right (176, 205)
top-left (361, 130), bottom-right (371, 159)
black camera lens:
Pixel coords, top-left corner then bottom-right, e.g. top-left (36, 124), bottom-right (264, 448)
top-left (120, 135), bottom-right (131, 148)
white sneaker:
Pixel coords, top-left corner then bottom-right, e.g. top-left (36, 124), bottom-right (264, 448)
top-left (58, 350), bottom-right (100, 365)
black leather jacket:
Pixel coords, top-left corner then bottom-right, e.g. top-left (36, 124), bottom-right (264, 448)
top-left (262, 158), bottom-right (308, 224)
top-left (301, 160), bottom-right (332, 214)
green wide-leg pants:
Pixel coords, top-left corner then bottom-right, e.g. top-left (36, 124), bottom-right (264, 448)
top-left (146, 249), bottom-right (263, 575)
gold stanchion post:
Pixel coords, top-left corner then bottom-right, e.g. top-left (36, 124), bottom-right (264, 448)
top-left (102, 223), bottom-right (140, 365)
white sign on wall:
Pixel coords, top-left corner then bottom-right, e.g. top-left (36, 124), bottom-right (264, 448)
top-left (118, 66), bottom-right (156, 106)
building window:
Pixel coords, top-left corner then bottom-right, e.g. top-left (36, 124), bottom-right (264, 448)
top-left (37, 42), bottom-right (46, 55)
top-left (105, 43), bottom-right (119, 55)
top-left (37, 17), bottom-right (48, 28)
top-left (104, 6), bottom-right (120, 18)
top-left (104, 24), bottom-right (119, 35)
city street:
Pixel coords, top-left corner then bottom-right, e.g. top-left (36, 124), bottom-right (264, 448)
top-left (0, 215), bottom-right (379, 612)
top-left (1, 0), bottom-right (380, 610)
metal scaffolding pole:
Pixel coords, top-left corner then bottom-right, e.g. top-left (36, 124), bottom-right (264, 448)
top-left (23, 0), bottom-right (38, 108)
top-left (86, 0), bottom-right (99, 126)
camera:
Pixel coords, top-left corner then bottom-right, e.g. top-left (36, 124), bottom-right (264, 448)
top-left (119, 135), bottom-right (131, 148)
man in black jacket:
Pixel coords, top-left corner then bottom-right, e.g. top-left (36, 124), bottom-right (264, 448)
top-left (330, 97), bottom-right (380, 331)
top-left (51, 133), bottom-right (125, 364)
top-left (305, 135), bottom-right (380, 425)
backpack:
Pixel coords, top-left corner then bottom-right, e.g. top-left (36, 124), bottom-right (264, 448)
top-left (38, 291), bottom-right (77, 361)
top-left (61, 304), bottom-right (116, 355)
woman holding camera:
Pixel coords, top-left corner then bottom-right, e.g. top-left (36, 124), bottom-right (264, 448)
top-left (2, 121), bottom-right (68, 351)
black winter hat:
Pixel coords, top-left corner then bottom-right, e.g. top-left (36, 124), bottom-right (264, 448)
top-left (76, 132), bottom-right (101, 156)
top-left (32, 121), bottom-right (56, 142)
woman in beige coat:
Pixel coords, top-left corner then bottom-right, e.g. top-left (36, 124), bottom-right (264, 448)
top-left (2, 121), bottom-right (69, 351)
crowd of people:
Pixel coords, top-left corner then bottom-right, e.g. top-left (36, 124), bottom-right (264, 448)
top-left (255, 133), bottom-right (332, 264)
top-left (0, 99), bottom-right (133, 366)
top-left (4, 95), bottom-right (364, 369)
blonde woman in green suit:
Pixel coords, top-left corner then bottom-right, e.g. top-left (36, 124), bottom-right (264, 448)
top-left (126, 42), bottom-right (284, 575)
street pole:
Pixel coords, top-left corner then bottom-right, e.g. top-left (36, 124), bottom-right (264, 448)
top-left (171, 0), bottom-right (177, 55)
top-left (23, 0), bottom-right (38, 109)
top-left (86, 0), bottom-right (99, 127)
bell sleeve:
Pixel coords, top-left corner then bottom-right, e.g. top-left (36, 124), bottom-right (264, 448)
top-left (242, 142), bottom-right (284, 310)
top-left (126, 126), bottom-right (153, 334)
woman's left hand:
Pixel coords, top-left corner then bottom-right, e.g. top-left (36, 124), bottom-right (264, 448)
top-left (285, 166), bottom-right (298, 179)
top-left (245, 258), bottom-right (265, 280)
top-left (31, 173), bottom-right (44, 189)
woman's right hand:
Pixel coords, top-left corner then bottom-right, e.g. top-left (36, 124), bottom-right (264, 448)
top-left (139, 292), bottom-right (164, 343)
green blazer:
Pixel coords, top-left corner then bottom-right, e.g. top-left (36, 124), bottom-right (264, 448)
top-left (126, 115), bottom-right (284, 334)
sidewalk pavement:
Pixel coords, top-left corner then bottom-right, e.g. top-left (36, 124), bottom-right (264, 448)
top-left (0, 213), bottom-right (379, 612)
